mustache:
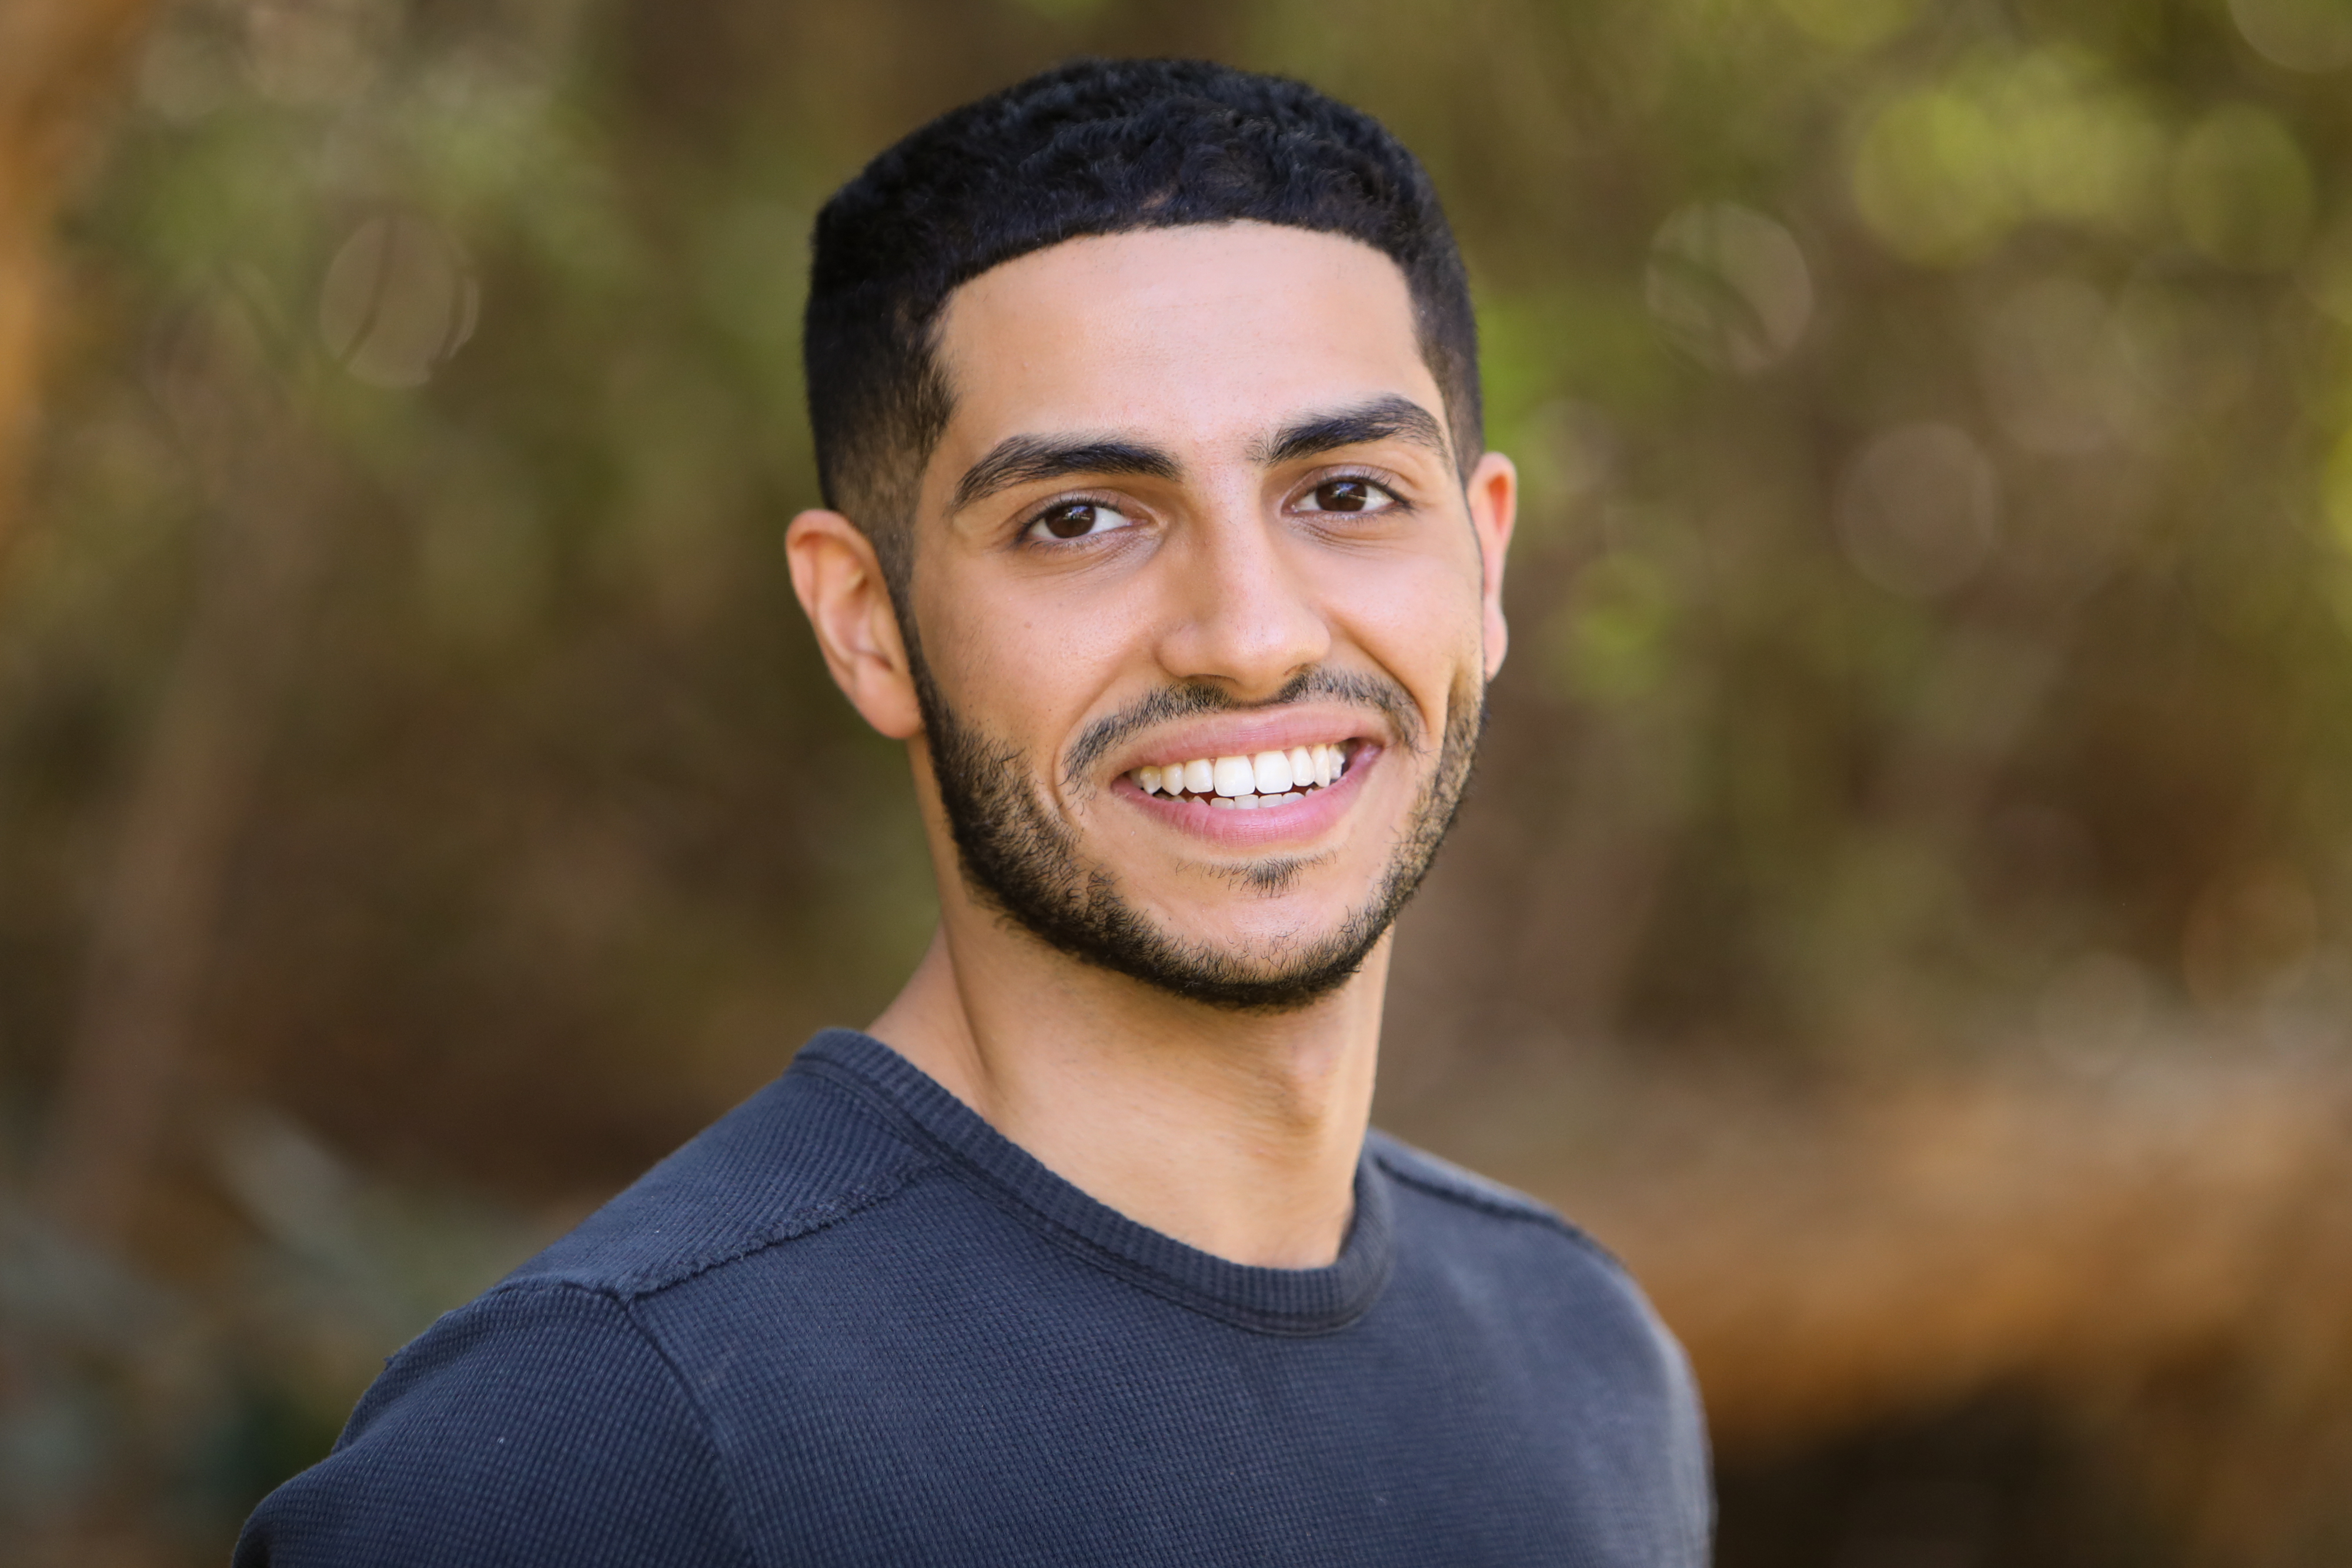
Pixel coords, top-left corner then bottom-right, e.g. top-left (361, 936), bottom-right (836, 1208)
top-left (1060, 667), bottom-right (1425, 787)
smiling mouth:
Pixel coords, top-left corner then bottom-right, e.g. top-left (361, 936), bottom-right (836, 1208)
top-left (1128, 742), bottom-right (1355, 810)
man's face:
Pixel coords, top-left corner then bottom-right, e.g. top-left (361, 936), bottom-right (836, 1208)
top-left (903, 222), bottom-right (1514, 1009)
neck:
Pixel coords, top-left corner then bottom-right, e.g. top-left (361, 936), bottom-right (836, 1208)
top-left (866, 910), bottom-right (1387, 1270)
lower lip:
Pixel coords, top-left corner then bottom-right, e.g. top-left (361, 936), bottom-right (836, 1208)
top-left (1114, 747), bottom-right (1379, 848)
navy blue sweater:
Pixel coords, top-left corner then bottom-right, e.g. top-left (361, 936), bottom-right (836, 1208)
top-left (238, 1030), bottom-right (1712, 1565)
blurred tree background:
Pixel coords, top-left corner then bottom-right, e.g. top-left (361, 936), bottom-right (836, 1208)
top-left (6, 0), bottom-right (2352, 1561)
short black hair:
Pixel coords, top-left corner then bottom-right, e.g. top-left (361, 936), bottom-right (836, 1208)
top-left (803, 57), bottom-right (1482, 587)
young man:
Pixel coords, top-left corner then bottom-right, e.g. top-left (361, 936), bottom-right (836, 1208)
top-left (239, 58), bottom-right (1711, 1566)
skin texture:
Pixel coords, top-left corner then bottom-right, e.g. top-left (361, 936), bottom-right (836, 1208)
top-left (787, 222), bottom-right (1515, 1267)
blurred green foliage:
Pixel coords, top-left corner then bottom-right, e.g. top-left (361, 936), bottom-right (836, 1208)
top-left (8, 0), bottom-right (2352, 1559)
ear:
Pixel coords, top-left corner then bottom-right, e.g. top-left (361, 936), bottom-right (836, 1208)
top-left (1464, 451), bottom-right (1518, 681)
top-left (784, 510), bottom-right (924, 740)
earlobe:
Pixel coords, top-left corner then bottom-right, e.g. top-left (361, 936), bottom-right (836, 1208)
top-left (784, 510), bottom-right (926, 740)
top-left (1466, 452), bottom-right (1518, 680)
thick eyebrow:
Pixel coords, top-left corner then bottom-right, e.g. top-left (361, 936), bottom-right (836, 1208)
top-left (1252, 394), bottom-right (1451, 469)
top-left (949, 435), bottom-right (1181, 514)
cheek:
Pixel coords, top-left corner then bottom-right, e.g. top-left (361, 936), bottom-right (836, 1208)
top-left (917, 573), bottom-right (1140, 748)
top-left (1320, 550), bottom-right (1486, 706)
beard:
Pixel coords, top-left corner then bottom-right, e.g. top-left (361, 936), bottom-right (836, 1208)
top-left (907, 645), bottom-right (1484, 1013)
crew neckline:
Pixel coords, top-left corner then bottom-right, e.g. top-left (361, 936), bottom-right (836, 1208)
top-left (789, 1028), bottom-right (1395, 1337)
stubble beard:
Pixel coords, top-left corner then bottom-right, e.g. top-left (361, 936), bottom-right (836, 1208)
top-left (908, 646), bottom-right (1484, 1014)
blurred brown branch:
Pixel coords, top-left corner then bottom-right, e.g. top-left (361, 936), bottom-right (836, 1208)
top-left (1540, 1056), bottom-right (2352, 1564)
top-left (0, 0), bottom-right (158, 554)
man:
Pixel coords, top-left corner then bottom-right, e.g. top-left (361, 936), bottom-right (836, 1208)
top-left (239, 58), bottom-right (1711, 1566)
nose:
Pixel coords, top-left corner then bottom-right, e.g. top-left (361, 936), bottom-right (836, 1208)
top-left (1152, 503), bottom-right (1332, 700)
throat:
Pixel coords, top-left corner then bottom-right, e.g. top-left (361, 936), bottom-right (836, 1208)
top-left (869, 928), bottom-right (1382, 1270)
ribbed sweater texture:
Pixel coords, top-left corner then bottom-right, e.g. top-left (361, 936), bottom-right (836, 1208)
top-left (237, 1029), bottom-right (1712, 1565)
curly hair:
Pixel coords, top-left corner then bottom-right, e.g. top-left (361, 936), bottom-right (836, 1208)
top-left (803, 57), bottom-right (1481, 589)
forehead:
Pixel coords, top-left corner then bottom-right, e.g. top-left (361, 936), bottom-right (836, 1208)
top-left (930, 222), bottom-right (1435, 459)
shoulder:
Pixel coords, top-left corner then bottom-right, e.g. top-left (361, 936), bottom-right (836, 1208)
top-left (506, 1032), bottom-right (937, 1300)
top-left (1367, 1130), bottom-right (1683, 1369)
top-left (234, 1039), bottom-right (942, 1563)
top-left (1367, 1128), bottom-right (1626, 1270)
top-left (1369, 1131), bottom-right (1714, 1553)
top-left (1367, 1132), bottom-right (1706, 1407)
top-left (1368, 1129), bottom-right (1714, 1552)
top-left (236, 1282), bottom-right (751, 1566)
top-left (1367, 1128), bottom-right (1679, 1348)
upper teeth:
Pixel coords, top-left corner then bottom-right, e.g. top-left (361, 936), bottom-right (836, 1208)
top-left (1134, 744), bottom-right (1348, 799)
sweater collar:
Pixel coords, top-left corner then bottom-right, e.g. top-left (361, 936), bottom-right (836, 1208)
top-left (790, 1028), bottom-right (1394, 1336)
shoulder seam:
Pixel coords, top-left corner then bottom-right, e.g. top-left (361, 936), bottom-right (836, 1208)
top-left (627, 1156), bottom-right (934, 1300)
top-left (1372, 1147), bottom-right (1631, 1276)
top-left (518, 1282), bottom-right (759, 1565)
top-left (611, 1292), bottom-right (758, 1566)
top-left (506, 1071), bottom-right (943, 1300)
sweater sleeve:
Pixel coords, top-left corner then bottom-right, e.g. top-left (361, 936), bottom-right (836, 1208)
top-left (1653, 1305), bottom-right (1716, 1567)
top-left (235, 1282), bottom-right (753, 1568)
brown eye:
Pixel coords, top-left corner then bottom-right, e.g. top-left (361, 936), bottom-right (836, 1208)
top-left (1025, 500), bottom-right (1135, 542)
top-left (1305, 479), bottom-right (1394, 514)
